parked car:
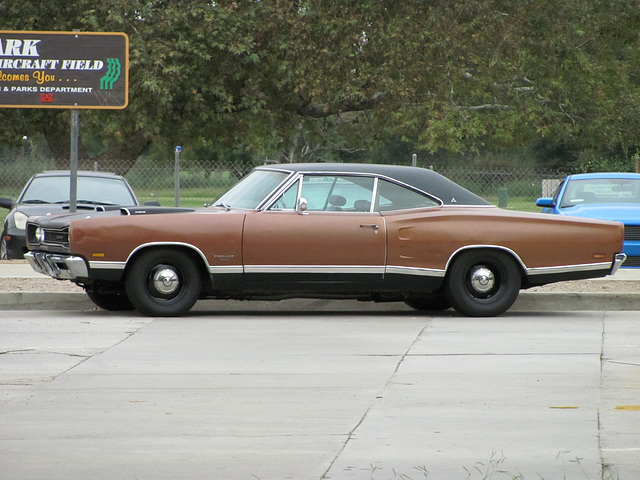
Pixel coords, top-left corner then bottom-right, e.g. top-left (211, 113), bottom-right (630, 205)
top-left (536, 172), bottom-right (640, 268)
top-left (0, 170), bottom-right (151, 260)
top-left (24, 163), bottom-right (625, 317)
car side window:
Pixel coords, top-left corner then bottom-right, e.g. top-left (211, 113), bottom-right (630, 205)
top-left (268, 180), bottom-right (300, 211)
top-left (375, 179), bottom-right (439, 211)
top-left (298, 175), bottom-right (375, 211)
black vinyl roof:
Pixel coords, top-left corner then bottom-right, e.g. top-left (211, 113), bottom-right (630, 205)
top-left (260, 163), bottom-right (491, 206)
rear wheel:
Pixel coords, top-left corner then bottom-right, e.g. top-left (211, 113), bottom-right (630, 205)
top-left (403, 291), bottom-right (451, 312)
top-left (445, 250), bottom-right (521, 317)
top-left (125, 249), bottom-right (202, 317)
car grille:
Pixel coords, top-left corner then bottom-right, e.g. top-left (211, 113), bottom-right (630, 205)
top-left (44, 228), bottom-right (70, 245)
top-left (623, 256), bottom-right (640, 268)
top-left (624, 225), bottom-right (640, 241)
top-left (27, 224), bottom-right (70, 249)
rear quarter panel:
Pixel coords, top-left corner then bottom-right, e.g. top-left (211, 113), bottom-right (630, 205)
top-left (384, 206), bottom-right (624, 271)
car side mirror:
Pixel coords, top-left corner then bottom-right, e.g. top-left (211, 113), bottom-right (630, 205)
top-left (0, 197), bottom-right (14, 209)
top-left (535, 197), bottom-right (554, 208)
top-left (297, 197), bottom-right (308, 215)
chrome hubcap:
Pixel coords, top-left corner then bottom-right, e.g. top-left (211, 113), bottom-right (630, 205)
top-left (469, 266), bottom-right (495, 294)
top-left (152, 266), bottom-right (180, 296)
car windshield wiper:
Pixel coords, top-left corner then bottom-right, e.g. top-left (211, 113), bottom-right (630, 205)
top-left (77, 200), bottom-right (118, 205)
top-left (54, 200), bottom-right (116, 206)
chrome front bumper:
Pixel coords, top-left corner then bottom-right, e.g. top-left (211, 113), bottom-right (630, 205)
top-left (25, 252), bottom-right (89, 280)
top-left (611, 253), bottom-right (627, 276)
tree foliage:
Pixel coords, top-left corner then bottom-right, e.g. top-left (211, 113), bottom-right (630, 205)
top-left (1, 0), bottom-right (639, 167)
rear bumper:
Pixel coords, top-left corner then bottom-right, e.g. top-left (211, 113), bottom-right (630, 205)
top-left (612, 253), bottom-right (627, 275)
top-left (25, 252), bottom-right (89, 280)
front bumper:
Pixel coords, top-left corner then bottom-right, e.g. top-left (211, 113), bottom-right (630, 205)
top-left (25, 252), bottom-right (89, 280)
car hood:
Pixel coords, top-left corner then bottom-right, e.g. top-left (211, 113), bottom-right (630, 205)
top-left (17, 203), bottom-right (123, 217)
top-left (559, 204), bottom-right (640, 224)
top-left (26, 205), bottom-right (197, 229)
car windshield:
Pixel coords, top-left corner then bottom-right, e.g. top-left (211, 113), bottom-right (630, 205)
top-left (560, 178), bottom-right (640, 207)
top-left (20, 175), bottom-right (137, 205)
top-left (214, 170), bottom-right (290, 209)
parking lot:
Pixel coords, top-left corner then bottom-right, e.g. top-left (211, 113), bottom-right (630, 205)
top-left (1, 305), bottom-right (639, 479)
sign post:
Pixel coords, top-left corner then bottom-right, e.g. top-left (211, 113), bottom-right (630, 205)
top-left (1, 30), bottom-right (129, 212)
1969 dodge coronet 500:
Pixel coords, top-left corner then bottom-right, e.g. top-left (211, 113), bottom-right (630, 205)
top-left (24, 163), bottom-right (626, 317)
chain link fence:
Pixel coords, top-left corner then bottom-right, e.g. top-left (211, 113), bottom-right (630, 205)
top-left (0, 155), bottom-right (566, 211)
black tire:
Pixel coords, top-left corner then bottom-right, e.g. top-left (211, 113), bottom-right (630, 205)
top-left (0, 234), bottom-right (8, 260)
top-left (403, 291), bottom-right (451, 312)
top-left (125, 249), bottom-right (202, 317)
top-left (445, 250), bottom-right (521, 317)
top-left (86, 289), bottom-right (135, 311)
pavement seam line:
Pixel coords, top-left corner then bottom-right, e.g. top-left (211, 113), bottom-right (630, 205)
top-left (320, 320), bottom-right (432, 479)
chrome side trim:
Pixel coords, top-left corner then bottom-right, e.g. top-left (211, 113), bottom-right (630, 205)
top-left (526, 262), bottom-right (611, 276)
top-left (445, 245), bottom-right (527, 271)
top-left (25, 252), bottom-right (89, 280)
top-left (385, 265), bottom-right (446, 277)
top-left (445, 245), bottom-right (618, 278)
top-left (126, 241), bottom-right (210, 265)
top-left (210, 265), bottom-right (244, 274)
top-left (244, 265), bottom-right (385, 274)
top-left (258, 170), bottom-right (444, 211)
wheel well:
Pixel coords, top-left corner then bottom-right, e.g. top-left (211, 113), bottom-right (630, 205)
top-left (125, 245), bottom-right (210, 282)
top-left (445, 247), bottom-right (526, 279)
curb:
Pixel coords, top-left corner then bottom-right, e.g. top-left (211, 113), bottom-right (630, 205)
top-left (513, 291), bottom-right (640, 311)
top-left (1, 291), bottom-right (640, 312)
top-left (0, 292), bottom-right (95, 311)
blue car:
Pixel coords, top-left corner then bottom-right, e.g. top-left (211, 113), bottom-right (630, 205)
top-left (536, 172), bottom-right (640, 268)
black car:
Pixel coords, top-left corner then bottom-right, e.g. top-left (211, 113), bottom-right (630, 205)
top-left (1, 170), bottom-right (148, 259)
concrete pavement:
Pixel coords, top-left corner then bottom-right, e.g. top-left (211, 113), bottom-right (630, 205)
top-left (1, 309), bottom-right (639, 479)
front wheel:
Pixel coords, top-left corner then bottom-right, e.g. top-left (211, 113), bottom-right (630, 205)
top-left (125, 249), bottom-right (202, 317)
top-left (0, 234), bottom-right (8, 260)
top-left (445, 250), bottom-right (521, 317)
top-left (86, 289), bottom-right (134, 311)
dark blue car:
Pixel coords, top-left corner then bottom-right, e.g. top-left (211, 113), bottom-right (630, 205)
top-left (536, 172), bottom-right (640, 268)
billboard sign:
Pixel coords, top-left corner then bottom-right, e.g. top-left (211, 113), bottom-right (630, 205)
top-left (0, 30), bottom-right (128, 109)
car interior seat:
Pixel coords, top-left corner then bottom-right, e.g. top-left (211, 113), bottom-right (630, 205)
top-left (327, 195), bottom-right (346, 210)
top-left (353, 199), bottom-right (372, 212)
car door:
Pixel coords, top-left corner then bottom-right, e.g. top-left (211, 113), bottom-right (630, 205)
top-left (242, 174), bottom-right (386, 293)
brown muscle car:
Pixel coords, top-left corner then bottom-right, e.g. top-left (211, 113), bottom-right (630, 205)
top-left (24, 163), bottom-right (626, 317)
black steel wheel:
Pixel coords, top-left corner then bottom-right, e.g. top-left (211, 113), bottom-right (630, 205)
top-left (445, 250), bottom-right (521, 317)
top-left (125, 249), bottom-right (202, 317)
top-left (86, 289), bottom-right (134, 311)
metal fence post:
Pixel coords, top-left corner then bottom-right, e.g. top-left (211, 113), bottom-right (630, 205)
top-left (498, 187), bottom-right (508, 208)
top-left (174, 146), bottom-right (182, 207)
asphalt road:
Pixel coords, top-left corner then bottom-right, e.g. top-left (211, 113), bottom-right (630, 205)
top-left (1, 307), bottom-right (639, 480)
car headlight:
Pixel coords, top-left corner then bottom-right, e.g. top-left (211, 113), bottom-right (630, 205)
top-left (34, 227), bottom-right (46, 243)
top-left (13, 211), bottom-right (29, 230)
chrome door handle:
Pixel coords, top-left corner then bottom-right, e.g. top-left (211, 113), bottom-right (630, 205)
top-left (360, 224), bottom-right (379, 229)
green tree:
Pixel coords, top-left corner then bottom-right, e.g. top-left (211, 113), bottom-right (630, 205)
top-left (1, 0), bottom-right (639, 169)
